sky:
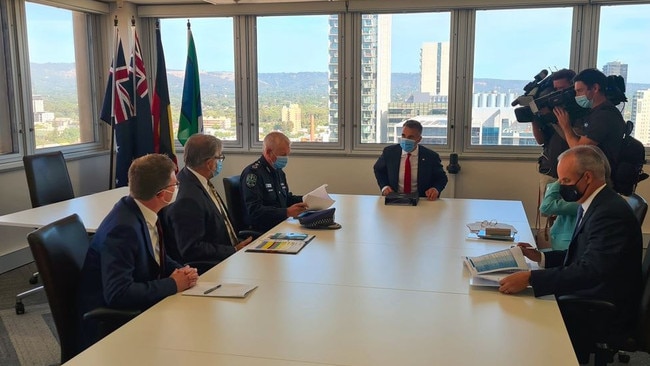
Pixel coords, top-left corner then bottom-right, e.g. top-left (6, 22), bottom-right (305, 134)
top-left (24, 2), bottom-right (650, 84)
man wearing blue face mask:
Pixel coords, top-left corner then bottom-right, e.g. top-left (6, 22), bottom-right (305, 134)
top-left (241, 131), bottom-right (308, 233)
top-left (163, 134), bottom-right (252, 274)
top-left (554, 68), bottom-right (625, 179)
top-left (373, 119), bottom-right (448, 200)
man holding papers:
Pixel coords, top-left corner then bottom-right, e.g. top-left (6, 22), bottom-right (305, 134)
top-left (241, 132), bottom-right (308, 232)
top-left (499, 145), bottom-right (642, 363)
top-left (373, 119), bottom-right (448, 200)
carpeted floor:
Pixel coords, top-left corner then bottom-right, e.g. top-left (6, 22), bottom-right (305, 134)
top-left (0, 263), bottom-right (59, 366)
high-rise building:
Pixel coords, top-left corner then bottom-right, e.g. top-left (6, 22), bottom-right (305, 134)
top-left (603, 61), bottom-right (628, 83)
top-left (281, 103), bottom-right (302, 133)
top-left (632, 89), bottom-right (650, 145)
top-left (328, 14), bottom-right (391, 143)
top-left (420, 42), bottom-right (449, 96)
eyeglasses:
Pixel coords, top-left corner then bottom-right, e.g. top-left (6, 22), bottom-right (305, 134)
top-left (480, 219), bottom-right (498, 228)
top-left (158, 182), bottom-right (179, 194)
top-left (209, 155), bottom-right (225, 163)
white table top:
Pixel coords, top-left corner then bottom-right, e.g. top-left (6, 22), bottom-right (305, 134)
top-left (65, 194), bottom-right (578, 365)
top-left (0, 187), bottom-right (128, 232)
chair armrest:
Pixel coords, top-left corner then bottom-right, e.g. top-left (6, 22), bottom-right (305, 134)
top-left (557, 294), bottom-right (617, 314)
top-left (238, 230), bottom-right (262, 240)
top-left (83, 307), bottom-right (140, 322)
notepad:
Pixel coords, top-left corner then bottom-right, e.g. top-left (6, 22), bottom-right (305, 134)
top-left (182, 282), bottom-right (258, 298)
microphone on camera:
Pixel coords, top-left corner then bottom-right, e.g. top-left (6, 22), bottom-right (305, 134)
top-left (511, 69), bottom-right (550, 106)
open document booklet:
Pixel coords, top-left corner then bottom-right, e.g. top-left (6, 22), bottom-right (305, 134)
top-left (464, 247), bottom-right (531, 286)
top-left (245, 233), bottom-right (315, 254)
top-left (302, 184), bottom-right (335, 210)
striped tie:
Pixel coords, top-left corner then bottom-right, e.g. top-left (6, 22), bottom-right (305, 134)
top-left (207, 181), bottom-right (239, 247)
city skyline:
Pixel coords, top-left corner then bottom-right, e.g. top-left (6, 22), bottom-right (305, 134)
top-left (26, 3), bottom-right (650, 83)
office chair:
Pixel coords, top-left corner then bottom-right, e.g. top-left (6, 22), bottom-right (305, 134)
top-left (27, 214), bottom-right (139, 363)
top-left (557, 246), bottom-right (650, 366)
top-left (16, 151), bottom-right (76, 314)
top-left (623, 192), bottom-right (648, 225)
top-left (223, 175), bottom-right (261, 239)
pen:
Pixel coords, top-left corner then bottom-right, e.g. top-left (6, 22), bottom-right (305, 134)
top-left (203, 284), bottom-right (222, 294)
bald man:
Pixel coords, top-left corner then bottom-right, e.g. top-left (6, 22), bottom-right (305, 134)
top-left (240, 132), bottom-right (308, 232)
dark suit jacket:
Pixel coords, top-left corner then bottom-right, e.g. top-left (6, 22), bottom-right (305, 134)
top-left (163, 167), bottom-right (236, 265)
top-left (77, 196), bottom-right (180, 316)
top-left (530, 186), bottom-right (642, 333)
top-left (373, 144), bottom-right (448, 197)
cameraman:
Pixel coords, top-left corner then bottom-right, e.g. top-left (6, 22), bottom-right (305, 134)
top-left (553, 68), bottom-right (625, 177)
top-left (533, 68), bottom-right (575, 181)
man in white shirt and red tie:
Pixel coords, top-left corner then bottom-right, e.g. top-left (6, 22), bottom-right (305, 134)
top-left (373, 119), bottom-right (448, 200)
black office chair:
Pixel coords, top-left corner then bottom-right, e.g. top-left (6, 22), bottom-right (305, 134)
top-left (557, 246), bottom-right (650, 365)
top-left (16, 151), bottom-right (76, 314)
top-left (623, 192), bottom-right (648, 225)
top-left (223, 175), bottom-right (261, 239)
top-left (27, 214), bottom-right (139, 363)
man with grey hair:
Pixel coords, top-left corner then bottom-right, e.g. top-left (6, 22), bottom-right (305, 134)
top-left (241, 131), bottom-right (308, 232)
top-left (164, 134), bottom-right (253, 273)
top-left (78, 154), bottom-right (198, 349)
top-left (499, 145), bottom-right (641, 362)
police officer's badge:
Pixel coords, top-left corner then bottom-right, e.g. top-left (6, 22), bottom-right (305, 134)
top-left (246, 173), bottom-right (257, 188)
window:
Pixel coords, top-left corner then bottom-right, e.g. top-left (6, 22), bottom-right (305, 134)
top-left (0, 4), bottom-right (15, 156)
top-left (256, 15), bottom-right (336, 143)
top-left (360, 12), bottom-right (451, 146)
top-left (471, 8), bottom-right (572, 146)
top-left (25, 2), bottom-right (96, 149)
top-left (160, 18), bottom-right (236, 142)
top-left (598, 4), bottom-right (650, 146)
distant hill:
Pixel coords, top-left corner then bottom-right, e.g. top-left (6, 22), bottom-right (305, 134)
top-left (29, 63), bottom-right (650, 104)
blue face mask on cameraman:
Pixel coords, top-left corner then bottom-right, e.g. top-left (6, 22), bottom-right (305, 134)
top-left (273, 156), bottom-right (288, 170)
top-left (575, 95), bottom-right (592, 109)
top-left (400, 138), bottom-right (416, 153)
top-left (213, 160), bottom-right (223, 177)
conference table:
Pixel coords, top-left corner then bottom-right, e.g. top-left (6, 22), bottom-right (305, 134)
top-left (0, 187), bottom-right (129, 232)
top-left (51, 193), bottom-right (577, 365)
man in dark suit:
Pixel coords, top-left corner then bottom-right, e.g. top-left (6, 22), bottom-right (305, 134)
top-left (77, 154), bottom-right (198, 348)
top-left (373, 119), bottom-right (448, 200)
top-left (499, 145), bottom-right (642, 362)
top-left (164, 134), bottom-right (252, 273)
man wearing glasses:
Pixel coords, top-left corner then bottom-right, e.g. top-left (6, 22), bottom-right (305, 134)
top-left (78, 154), bottom-right (198, 349)
top-left (163, 134), bottom-right (252, 274)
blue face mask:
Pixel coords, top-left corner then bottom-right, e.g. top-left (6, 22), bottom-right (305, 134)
top-left (273, 156), bottom-right (288, 170)
top-left (400, 138), bottom-right (416, 153)
top-left (575, 95), bottom-right (592, 109)
top-left (213, 160), bottom-right (223, 177)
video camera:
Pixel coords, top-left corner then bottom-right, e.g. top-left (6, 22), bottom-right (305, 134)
top-left (512, 70), bottom-right (627, 124)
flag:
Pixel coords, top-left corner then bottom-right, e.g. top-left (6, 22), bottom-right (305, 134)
top-left (152, 21), bottom-right (178, 171)
top-left (99, 27), bottom-right (133, 188)
top-left (178, 22), bottom-right (202, 146)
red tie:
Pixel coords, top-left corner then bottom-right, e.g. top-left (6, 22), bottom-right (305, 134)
top-left (404, 153), bottom-right (412, 194)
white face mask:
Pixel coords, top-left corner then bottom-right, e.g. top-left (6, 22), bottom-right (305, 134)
top-left (162, 187), bottom-right (178, 205)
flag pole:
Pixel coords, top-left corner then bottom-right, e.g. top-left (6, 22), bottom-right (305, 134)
top-left (109, 16), bottom-right (118, 190)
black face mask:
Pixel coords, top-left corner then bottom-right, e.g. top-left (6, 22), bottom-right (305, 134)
top-left (559, 173), bottom-right (586, 202)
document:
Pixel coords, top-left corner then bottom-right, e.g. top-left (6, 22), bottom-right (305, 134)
top-left (302, 184), bottom-right (335, 210)
top-left (182, 282), bottom-right (258, 298)
top-left (464, 247), bottom-right (530, 276)
top-left (245, 234), bottom-right (315, 254)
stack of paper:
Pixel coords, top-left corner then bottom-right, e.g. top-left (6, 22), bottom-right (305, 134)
top-left (182, 282), bottom-right (258, 298)
top-left (245, 233), bottom-right (315, 254)
top-left (302, 184), bottom-right (335, 210)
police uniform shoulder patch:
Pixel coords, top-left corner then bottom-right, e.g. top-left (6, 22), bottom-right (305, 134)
top-left (245, 173), bottom-right (257, 188)
top-left (251, 161), bottom-right (260, 170)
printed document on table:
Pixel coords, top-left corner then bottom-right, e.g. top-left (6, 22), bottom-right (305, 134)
top-left (182, 282), bottom-right (258, 298)
top-left (302, 184), bottom-right (335, 210)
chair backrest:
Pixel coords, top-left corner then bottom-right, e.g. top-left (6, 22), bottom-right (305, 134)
top-left (223, 175), bottom-right (249, 232)
top-left (27, 214), bottom-right (90, 363)
top-left (623, 192), bottom-right (648, 225)
top-left (23, 151), bottom-right (75, 208)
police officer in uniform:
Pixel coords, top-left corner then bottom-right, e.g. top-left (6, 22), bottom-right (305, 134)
top-left (240, 132), bottom-right (308, 233)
